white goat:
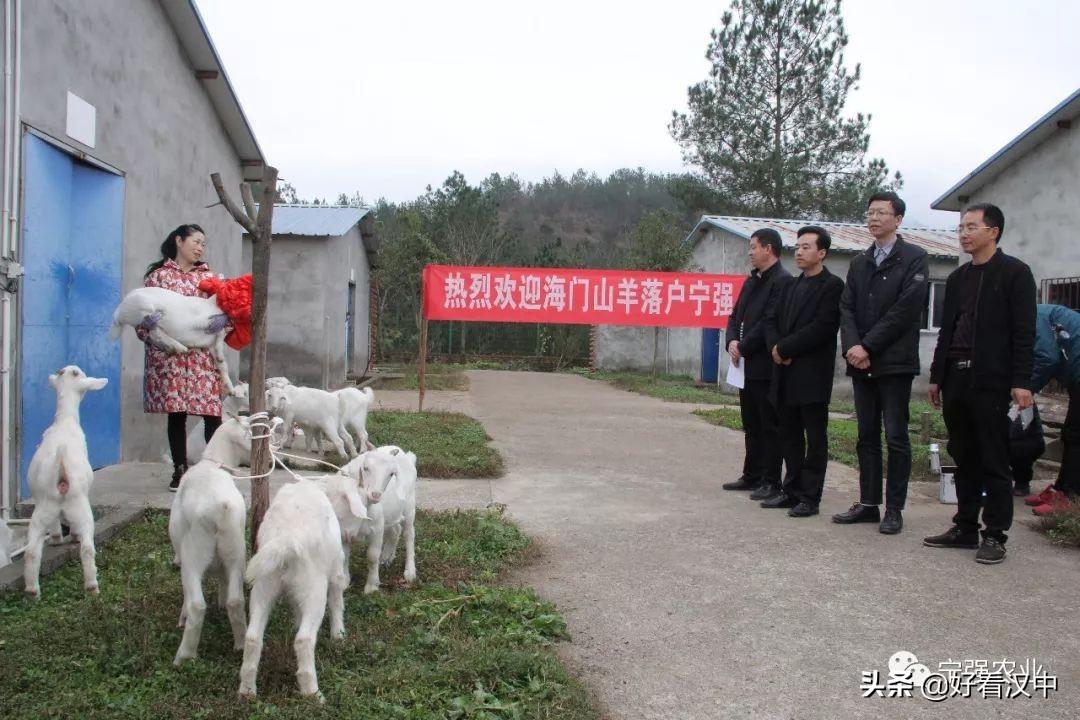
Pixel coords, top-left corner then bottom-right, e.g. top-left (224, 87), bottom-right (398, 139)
top-left (23, 366), bottom-right (107, 598)
top-left (174, 382), bottom-right (250, 465)
top-left (337, 386), bottom-right (376, 452)
top-left (169, 415), bottom-right (251, 665)
top-left (110, 286), bottom-right (235, 395)
top-left (239, 480), bottom-right (348, 702)
top-left (266, 384), bottom-right (355, 458)
top-left (338, 446), bottom-right (418, 594)
top-left (0, 513), bottom-right (14, 569)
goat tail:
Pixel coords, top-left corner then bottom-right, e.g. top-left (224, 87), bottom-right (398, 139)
top-left (245, 535), bottom-right (303, 585)
top-left (361, 386), bottom-right (374, 401)
top-left (56, 453), bottom-right (71, 496)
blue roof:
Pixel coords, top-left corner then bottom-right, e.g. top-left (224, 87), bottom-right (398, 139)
top-left (268, 205), bottom-right (372, 237)
top-left (932, 87), bottom-right (1080, 211)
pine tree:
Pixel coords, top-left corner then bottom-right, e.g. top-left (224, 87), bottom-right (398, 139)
top-left (670, 0), bottom-right (901, 221)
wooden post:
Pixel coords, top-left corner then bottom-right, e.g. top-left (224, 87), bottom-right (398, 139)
top-left (920, 410), bottom-right (931, 444)
top-left (211, 166), bottom-right (278, 549)
top-left (418, 318), bottom-right (428, 412)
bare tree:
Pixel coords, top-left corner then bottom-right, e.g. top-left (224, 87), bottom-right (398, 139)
top-left (211, 166), bottom-right (279, 547)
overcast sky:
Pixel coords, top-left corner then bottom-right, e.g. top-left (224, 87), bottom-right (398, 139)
top-left (197, 0), bottom-right (1080, 227)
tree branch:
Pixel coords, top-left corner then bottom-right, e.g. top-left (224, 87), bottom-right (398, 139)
top-left (211, 173), bottom-right (258, 234)
top-left (240, 182), bottom-right (258, 223)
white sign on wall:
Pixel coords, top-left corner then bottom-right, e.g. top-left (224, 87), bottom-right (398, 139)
top-left (65, 91), bottom-right (96, 148)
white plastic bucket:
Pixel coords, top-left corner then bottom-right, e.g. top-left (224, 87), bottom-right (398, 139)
top-left (939, 465), bottom-right (958, 504)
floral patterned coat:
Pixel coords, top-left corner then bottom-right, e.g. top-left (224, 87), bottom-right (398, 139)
top-left (140, 259), bottom-right (224, 416)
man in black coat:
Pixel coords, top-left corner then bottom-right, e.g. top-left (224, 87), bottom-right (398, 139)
top-left (924, 203), bottom-right (1036, 565)
top-left (833, 192), bottom-right (929, 535)
top-left (722, 228), bottom-right (791, 497)
top-left (761, 226), bottom-right (845, 517)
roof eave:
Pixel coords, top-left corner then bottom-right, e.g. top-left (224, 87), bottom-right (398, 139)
top-left (932, 87), bottom-right (1080, 211)
top-left (160, 0), bottom-right (266, 180)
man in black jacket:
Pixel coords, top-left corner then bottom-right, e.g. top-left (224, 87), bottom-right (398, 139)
top-left (761, 226), bottom-right (845, 517)
top-left (833, 192), bottom-right (929, 535)
top-left (722, 229), bottom-right (792, 497)
top-left (924, 203), bottom-right (1036, 565)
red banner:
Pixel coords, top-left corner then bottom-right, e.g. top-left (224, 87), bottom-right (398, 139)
top-left (422, 264), bottom-right (745, 328)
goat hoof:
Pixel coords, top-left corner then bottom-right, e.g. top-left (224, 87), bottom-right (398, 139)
top-left (331, 628), bottom-right (346, 641)
top-left (363, 584), bottom-right (379, 595)
top-left (238, 689), bottom-right (256, 701)
top-left (24, 589), bottom-right (40, 601)
top-left (85, 584), bottom-right (99, 596)
top-left (404, 570), bottom-right (417, 584)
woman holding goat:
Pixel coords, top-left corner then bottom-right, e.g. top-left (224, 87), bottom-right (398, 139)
top-left (138, 224), bottom-right (225, 491)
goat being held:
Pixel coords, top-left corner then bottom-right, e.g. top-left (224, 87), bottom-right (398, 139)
top-left (110, 286), bottom-right (235, 395)
top-left (23, 366), bottom-right (107, 599)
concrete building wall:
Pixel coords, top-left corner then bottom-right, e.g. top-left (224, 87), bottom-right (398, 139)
top-left (19, 0), bottom-right (248, 461)
top-left (596, 228), bottom-right (959, 396)
top-left (966, 125), bottom-right (1080, 286)
top-left (243, 226), bottom-right (371, 389)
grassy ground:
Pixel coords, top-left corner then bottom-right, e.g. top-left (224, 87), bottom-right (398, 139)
top-left (566, 368), bottom-right (740, 405)
top-left (373, 363), bottom-right (470, 392)
top-left (367, 410), bottom-right (504, 478)
top-left (0, 509), bottom-right (597, 720)
top-left (1034, 500), bottom-right (1080, 547)
top-left (693, 403), bottom-right (951, 482)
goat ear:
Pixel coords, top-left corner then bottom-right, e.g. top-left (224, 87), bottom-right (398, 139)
top-left (86, 377), bottom-right (108, 391)
top-left (346, 488), bottom-right (368, 519)
top-left (395, 472), bottom-right (409, 502)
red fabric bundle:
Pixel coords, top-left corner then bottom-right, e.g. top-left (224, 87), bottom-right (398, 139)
top-left (199, 274), bottom-right (253, 350)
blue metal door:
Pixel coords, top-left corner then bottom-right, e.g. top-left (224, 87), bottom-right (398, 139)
top-left (19, 135), bottom-right (123, 496)
top-left (701, 327), bottom-right (721, 383)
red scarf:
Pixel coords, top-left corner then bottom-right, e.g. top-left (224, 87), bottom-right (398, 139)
top-left (198, 274), bottom-right (253, 349)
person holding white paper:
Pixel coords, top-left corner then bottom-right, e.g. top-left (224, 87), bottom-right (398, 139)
top-left (721, 229), bottom-right (790, 497)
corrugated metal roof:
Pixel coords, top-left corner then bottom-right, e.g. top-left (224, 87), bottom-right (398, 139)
top-left (689, 215), bottom-right (960, 259)
top-left (933, 87), bottom-right (1080, 211)
top-left (268, 205), bottom-right (372, 237)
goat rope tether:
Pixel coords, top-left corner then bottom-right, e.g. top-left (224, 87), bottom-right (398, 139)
top-left (209, 411), bottom-right (349, 482)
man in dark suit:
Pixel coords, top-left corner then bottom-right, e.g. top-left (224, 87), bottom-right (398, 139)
top-left (722, 228), bottom-right (791, 498)
top-left (834, 191), bottom-right (929, 535)
top-left (761, 226), bottom-right (844, 517)
top-left (925, 203), bottom-right (1036, 565)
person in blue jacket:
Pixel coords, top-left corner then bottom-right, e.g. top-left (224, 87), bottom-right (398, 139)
top-left (1023, 303), bottom-right (1080, 512)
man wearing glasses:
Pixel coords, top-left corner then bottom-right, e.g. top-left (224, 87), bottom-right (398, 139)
top-left (924, 204), bottom-right (1036, 564)
top-left (833, 192), bottom-right (929, 534)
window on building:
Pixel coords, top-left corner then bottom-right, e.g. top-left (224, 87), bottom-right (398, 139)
top-left (920, 281), bottom-right (947, 330)
top-left (1042, 277), bottom-right (1080, 309)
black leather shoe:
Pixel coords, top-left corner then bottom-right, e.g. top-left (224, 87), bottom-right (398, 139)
top-left (831, 502), bottom-right (881, 524)
top-left (722, 477), bottom-right (761, 491)
top-left (1012, 482), bottom-right (1031, 497)
top-left (788, 501), bottom-right (819, 517)
top-left (879, 508), bottom-right (903, 535)
top-left (169, 463), bottom-right (187, 493)
top-left (975, 537), bottom-right (1006, 564)
top-left (923, 525), bottom-right (979, 549)
top-left (761, 491), bottom-right (797, 509)
top-left (750, 483), bottom-right (778, 501)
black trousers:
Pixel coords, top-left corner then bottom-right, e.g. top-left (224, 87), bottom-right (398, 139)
top-left (852, 375), bottom-right (913, 509)
top-left (1056, 382), bottom-right (1080, 496)
top-left (167, 412), bottom-right (222, 467)
top-left (942, 366), bottom-right (1012, 542)
top-left (738, 379), bottom-right (782, 486)
top-left (778, 401), bottom-right (828, 506)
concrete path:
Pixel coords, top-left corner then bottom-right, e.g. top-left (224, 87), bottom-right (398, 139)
top-left (462, 370), bottom-right (1079, 720)
top-left (76, 371), bottom-right (1080, 718)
